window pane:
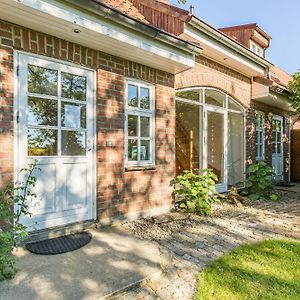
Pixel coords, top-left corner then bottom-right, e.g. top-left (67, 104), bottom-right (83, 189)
top-left (207, 111), bottom-right (224, 183)
top-left (28, 128), bottom-right (57, 156)
top-left (28, 97), bottom-right (57, 126)
top-left (28, 65), bottom-right (58, 96)
top-left (277, 143), bottom-right (282, 154)
top-left (62, 102), bottom-right (86, 129)
top-left (205, 89), bottom-right (225, 107)
top-left (277, 132), bottom-right (281, 142)
top-left (128, 139), bottom-right (138, 161)
top-left (141, 116), bottom-right (150, 137)
top-left (228, 97), bottom-right (243, 111)
top-left (227, 112), bottom-right (244, 187)
top-left (61, 131), bottom-right (86, 156)
top-left (140, 140), bottom-right (150, 161)
top-left (128, 115), bottom-right (138, 137)
top-left (61, 72), bottom-right (86, 101)
top-left (140, 87), bottom-right (150, 109)
top-left (128, 84), bottom-right (138, 107)
top-left (176, 90), bottom-right (200, 102)
top-left (176, 101), bottom-right (201, 174)
top-left (256, 131), bottom-right (260, 143)
top-left (273, 143), bottom-right (277, 154)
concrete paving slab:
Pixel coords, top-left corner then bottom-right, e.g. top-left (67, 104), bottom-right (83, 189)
top-left (0, 227), bottom-right (161, 300)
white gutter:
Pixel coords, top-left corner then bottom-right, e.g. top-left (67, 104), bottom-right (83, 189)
top-left (188, 17), bottom-right (272, 75)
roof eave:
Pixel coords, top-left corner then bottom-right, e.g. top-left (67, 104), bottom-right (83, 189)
top-left (64, 0), bottom-right (202, 55)
top-left (188, 16), bottom-right (273, 70)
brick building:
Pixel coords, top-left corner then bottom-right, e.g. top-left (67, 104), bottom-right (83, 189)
top-left (0, 0), bottom-right (292, 233)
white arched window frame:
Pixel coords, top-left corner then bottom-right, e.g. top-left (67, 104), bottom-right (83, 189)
top-left (175, 87), bottom-right (246, 191)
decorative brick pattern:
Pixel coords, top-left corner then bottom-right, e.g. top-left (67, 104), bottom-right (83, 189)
top-left (0, 19), bottom-right (175, 221)
top-left (175, 55), bottom-right (290, 181)
top-left (175, 56), bottom-right (252, 107)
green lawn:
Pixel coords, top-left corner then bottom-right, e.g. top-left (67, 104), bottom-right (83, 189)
top-left (196, 239), bottom-right (300, 300)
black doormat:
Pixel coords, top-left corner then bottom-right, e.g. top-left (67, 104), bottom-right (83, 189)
top-left (25, 231), bottom-right (92, 255)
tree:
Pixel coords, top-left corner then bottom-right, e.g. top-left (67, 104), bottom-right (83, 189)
top-left (288, 71), bottom-right (300, 115)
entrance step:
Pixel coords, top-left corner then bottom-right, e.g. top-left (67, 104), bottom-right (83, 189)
top-left (22, 220), bottom-right (96, 244)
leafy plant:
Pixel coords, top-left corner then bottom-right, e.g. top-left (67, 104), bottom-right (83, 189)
top-left (288, 71), bottom-right (300, 115)
top-left (171, 169), bottom-right (219, 215)
top-left (244, 161), bottom-right (278, 201)
top-left (0, 162), bottom-right (38, 281)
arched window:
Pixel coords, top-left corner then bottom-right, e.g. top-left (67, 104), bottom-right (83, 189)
top-left (175, 87), bottom-right (245, 192)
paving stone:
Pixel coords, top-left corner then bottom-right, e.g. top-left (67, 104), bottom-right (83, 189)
top-left (119, 196), bottom-right (300, 300)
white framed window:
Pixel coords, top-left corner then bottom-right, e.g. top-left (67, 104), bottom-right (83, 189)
top-left (125, 79), bottom-right (155, 166)
top-left (256, 111), bottom-right (265, 160)
top-left (250, 40), bottom-right (264, 57)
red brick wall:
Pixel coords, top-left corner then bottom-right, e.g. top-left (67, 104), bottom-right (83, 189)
top-left (247, 101), bottom-right (291, 181)
top-left (0, 46), bottom-right (13, 190)
top-left (175, 55), bottom-right (290, 181)
top-left (0, 19), bottom-right (175, 222)
top-left (175, 56), bottom-right (252, 107)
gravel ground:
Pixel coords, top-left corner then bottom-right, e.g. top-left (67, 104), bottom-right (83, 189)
top-left (116, 189), bottom-right (300, 300)
top-left (121, 189), bottom-right (299, 241)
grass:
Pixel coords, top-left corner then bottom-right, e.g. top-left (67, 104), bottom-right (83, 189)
top-left (196, 239), bottom-right (300, 300)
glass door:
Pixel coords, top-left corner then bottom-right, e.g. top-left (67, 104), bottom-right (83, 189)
top-left (272, 116), bottom-right (284, 181)
top-left (205, 108), bottom-right (227, 192)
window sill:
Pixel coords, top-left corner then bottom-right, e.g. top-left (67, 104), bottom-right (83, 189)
top-left (125, 165), bottom-right (156, 172)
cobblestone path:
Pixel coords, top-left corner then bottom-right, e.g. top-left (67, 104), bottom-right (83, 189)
top-left (113, 193), bottom-right (300, 300)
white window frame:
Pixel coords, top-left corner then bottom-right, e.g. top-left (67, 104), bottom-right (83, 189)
top-left (250, 40), bottom-right (264, 57)
top-left (256, 111), bottom-right (265, 161)
top-left (175, 87), bottom-right (245, 193)
top-left (125, 78), bottom-right (155, 166)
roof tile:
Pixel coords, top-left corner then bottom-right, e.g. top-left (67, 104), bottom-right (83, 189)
top-left (94, 0), bottom-right (149, 23)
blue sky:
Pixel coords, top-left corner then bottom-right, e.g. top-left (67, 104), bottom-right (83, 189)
top-left (169, 0), bottom-right (299, 75)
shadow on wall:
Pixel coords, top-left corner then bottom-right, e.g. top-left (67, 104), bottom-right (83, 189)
top-left (96, 69), bottom-right (176, 222)
top-left (0, 47), bottom-right (14, 190)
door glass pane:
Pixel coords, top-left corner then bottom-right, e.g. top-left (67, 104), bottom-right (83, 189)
top-left (61, 131), bottom-right (86, 156)
top-left (28, 65), bottom-right (58, 96)
top-left (28, 128), bottom-right (57, 156)
top-left (175, 101), bottom-right (201, 175)
top-left (128, 85), bottom-right (138, 107)
top-left (62, 102), bottom-right (86, 129)
top-left (228, 112), bottom-right (244, 187)
top-left (205, 89), bottom-right (225, 107)
top-left (140, 116), bottom-right (150, 137)
top-left (128, 115), bottom-right (138, 137)
top-left (61, 72), bottom-right (86, 101)
top-left (277, 143), bottom-right (282, 154)
top-left (28, 97), bottom-right (57, 126)
top-left (176, 90), bottom-right (201, 102)
top-left (128, 139), bottom-right (138, 161)
top-left (140, 140), bottom-right (150, 161)
top-left (207, 111), bottom-right (224, 183)
top-left (273, 143), bottom-right (277, 154)
top-left (140, 87), bottom-right (150, 109)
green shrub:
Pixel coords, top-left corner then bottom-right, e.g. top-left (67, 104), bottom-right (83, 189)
top-left (244, 161), bottom-right (278, 201)
top-left (171, 169), bottom-right (219, 215)
top-left (0, 162), bottom-right (38, 281)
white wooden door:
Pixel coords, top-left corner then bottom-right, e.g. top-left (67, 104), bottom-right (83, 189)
top-left (204, 107), bottom-right (228, 193)
top-left (272, 115), bottom-right (284, 181)
top-left (15, 53), bottom-right (96, 231)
